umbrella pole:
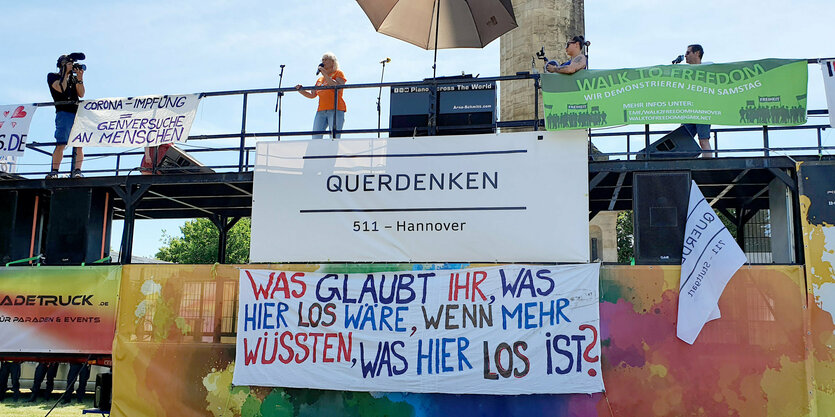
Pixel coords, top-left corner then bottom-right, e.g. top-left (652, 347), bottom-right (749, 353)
top-left (432, 0), bottom-right (440, 79)
top-left (429, 0), bottom-right (440, 135)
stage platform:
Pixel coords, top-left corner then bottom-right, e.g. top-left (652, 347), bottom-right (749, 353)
top-left (0, 155), bottom-right (826, 221)
top-left (0, 171), bottom-right (253, 220)
top-left (586, 155), bottom-right (825, 216)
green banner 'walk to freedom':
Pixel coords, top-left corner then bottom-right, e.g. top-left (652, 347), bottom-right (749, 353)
top-left (541, 59), bottom-right (808, 131)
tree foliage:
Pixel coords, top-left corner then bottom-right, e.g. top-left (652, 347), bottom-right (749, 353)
top-left (616, 210), bottom-right (634, 264)
top-left (615, 208), bottom-right (740, 264)
top-left (717, 209), bottom-right (738, 239)
top-left (156, 218), bottom-right (251, 264)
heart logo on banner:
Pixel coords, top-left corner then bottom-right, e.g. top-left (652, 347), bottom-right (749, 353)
top-left (2, 111), bottom-right (8, 118)
top-left (11, 106), bottom-right (27, 118)
top-left (0, 122), bottom-right (4, 129)
top-left (11, 122), bottom-right (17, 128)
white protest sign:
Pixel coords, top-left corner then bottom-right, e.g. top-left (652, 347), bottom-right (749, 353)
top-left (822, 60), bottom-right (835, 128)
top-left (232, 264), bottom-right (603, 395)
top-left (677, 181), bottom-right (746, 344)
top-left (0, 104), bottom-right (37, 157)
top-left (68, 94), bottom-right (201, 147)
top-left (250, 131), bottom-right (590, 263)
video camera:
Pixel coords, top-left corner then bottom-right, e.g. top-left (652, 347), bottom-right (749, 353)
top-left (59, 52), bottom-right (87, 72)
top-left (68, 52), bottom-right (87, 71)
top-left (535, 47), bottom-right (549, 63)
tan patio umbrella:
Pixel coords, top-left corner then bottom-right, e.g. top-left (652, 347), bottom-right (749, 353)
top-left (356, 0), bottom-right (517, 77)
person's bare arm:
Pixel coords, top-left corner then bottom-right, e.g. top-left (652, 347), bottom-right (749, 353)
top-left (295, 84), bottom-right (317, 98)
top-left (556, 55), bottom-right (586, 74)
top-left (75, 69), bottom-right (85, 97)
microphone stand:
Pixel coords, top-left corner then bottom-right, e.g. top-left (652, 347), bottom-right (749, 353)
top-left (583, 42), bottom-right (591, 69)
top-left (275, 64), bottom-right (285, 140)
top-left (376, 60), bottom-right (388, 138)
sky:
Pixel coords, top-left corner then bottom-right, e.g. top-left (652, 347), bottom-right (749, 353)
top-left (1, 0), bottom-right (833, 258)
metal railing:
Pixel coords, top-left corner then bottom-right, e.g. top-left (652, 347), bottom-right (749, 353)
top-left (589, 113), bottom-right (832, 160)
top-left (11, 61), bottom-right (833, 178)
top-left (19, 74), bottom-right (538, 177)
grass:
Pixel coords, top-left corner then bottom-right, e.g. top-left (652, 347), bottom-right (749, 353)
top-left (0, 393), bottom-right (102, 417)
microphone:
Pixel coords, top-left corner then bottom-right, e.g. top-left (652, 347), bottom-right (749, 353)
top-left (672, 55), bottom-right (684, 64)
top-left (316, 63), bottom-right (324, 75)
top-left (380, 57), bottom-right (391, 64)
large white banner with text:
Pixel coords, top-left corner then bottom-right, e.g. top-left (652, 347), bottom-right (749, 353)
top-left (250, 131), bottom-right (589, 262)
top-left (232, 264), bottom-right (603, 394)
top-left (0, 104), bottom-right (37, 157)
top-left (68, 94), bottom-right (201, 147)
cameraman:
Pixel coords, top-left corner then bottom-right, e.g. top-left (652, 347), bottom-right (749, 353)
top-left (46, 53), bottom-right (85, 178)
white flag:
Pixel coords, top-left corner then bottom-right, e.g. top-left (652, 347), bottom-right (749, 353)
top-left (822, 60), bottom-right (835, 128)
top-left (677, 181), bottom-right (746, 344)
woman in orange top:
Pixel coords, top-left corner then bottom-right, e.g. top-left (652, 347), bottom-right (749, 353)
top-left (295, 52), bottom-right (347, 138)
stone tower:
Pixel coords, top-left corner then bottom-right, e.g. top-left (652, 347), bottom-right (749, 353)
top-left (500, 0), bottom-right (584, 124)
top-left (499, 1), bottom-right (618, 263)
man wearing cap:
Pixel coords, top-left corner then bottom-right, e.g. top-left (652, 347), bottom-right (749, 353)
top-left (46, 54), bottom-right (86, 178)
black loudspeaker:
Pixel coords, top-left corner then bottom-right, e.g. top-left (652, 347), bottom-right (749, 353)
top-left (0, 191), bottom-right (44, 265)
top-left (633, 171), bottom-right (691, 264)
top-left (94, 372), bottom-right (112, 411)
top-left (389, 76), bottom-right (496, 137)
top-left (437, 111), bottom-right (494, 135)
top-left (44, 188), bottom-right (113, 265)
top-left (390, 114), bottom-right (429, 137)
top-left (636, 126), bottom-right (703, 159)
